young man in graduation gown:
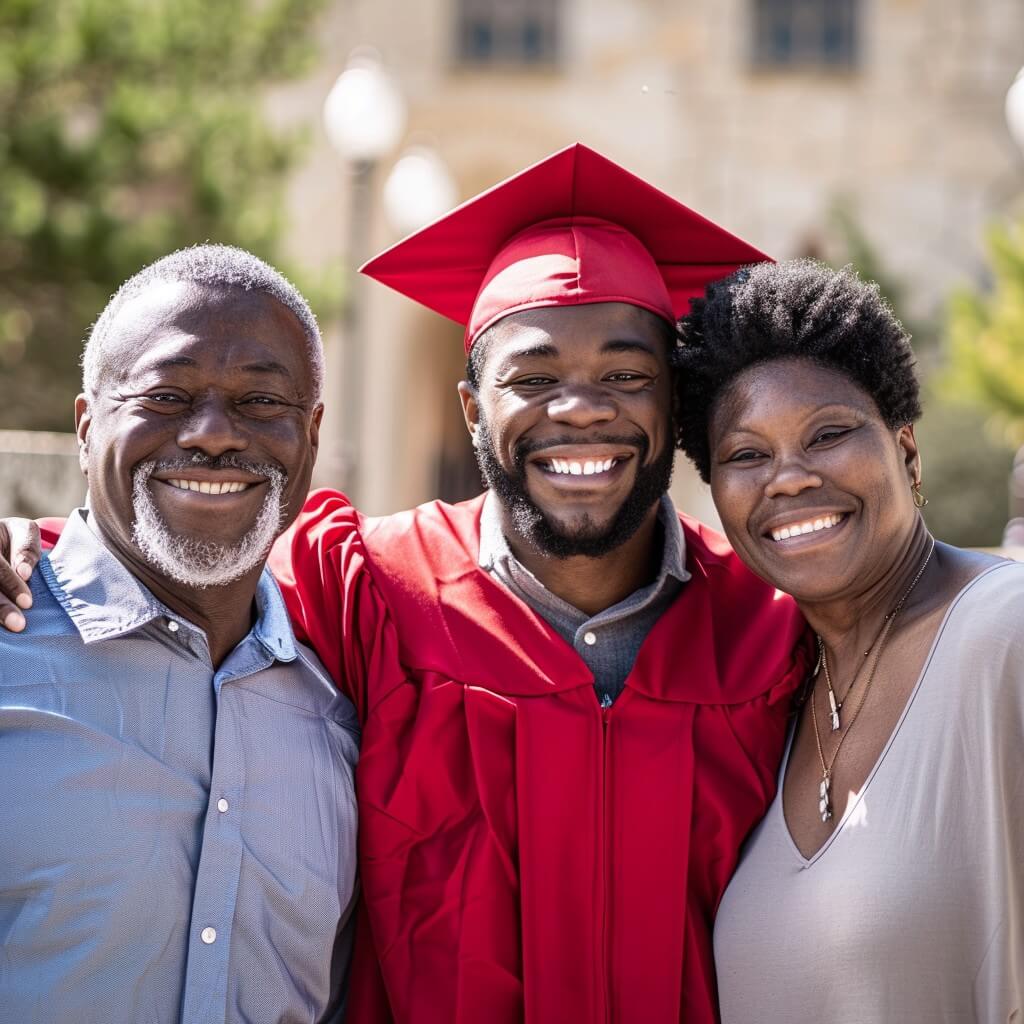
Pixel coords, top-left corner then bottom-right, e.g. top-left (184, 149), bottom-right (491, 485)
top-left (2, 146), bottom-right (808, 1023)
top-left (273, 145), bottom-right (808, 1024)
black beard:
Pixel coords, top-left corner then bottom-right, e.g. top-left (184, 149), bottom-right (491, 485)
top-left (473, 418), bottom-right (675, 558)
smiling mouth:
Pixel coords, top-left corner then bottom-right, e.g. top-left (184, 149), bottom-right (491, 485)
top-left (769, 512), bottom-right (846, 542)
top-left (540, 456), bottom-right (622, 477)
top-left (163, 478), bottom-right (256, 495)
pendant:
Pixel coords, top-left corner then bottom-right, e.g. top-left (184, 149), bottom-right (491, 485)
top-left (828, 688), bottom-right (841, 732)
top-left (818, 774), bottom-right (832, 823)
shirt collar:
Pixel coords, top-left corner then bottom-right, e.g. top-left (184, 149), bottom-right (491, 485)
top-left (42, 507), bottom-right (297, 662)
top-left (477, 490), bottom-right (690, 586)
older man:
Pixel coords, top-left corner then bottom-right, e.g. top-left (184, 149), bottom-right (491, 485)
top-left (0, 247), bottom-right (359, 1024)
top-left (2, 147), bottom-right (808, 1023)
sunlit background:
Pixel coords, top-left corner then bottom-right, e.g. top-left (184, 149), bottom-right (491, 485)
top-left (2, 0), bottom-right (1023, 549)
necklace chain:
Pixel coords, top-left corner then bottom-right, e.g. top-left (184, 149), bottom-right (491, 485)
top-left (811, 537), bottom-right (935, 823)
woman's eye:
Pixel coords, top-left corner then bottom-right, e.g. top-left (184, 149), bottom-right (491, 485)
top-left (812, 428), bottom-right (849, 445)
top-left (727, 449), bottom-right (764, 463)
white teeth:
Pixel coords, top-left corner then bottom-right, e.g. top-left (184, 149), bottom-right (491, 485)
top-left (165, 478), bottom-right (251, 495)
top-left (545, 457), bottom-right (619, 476)
top-left (770, 513), bottom-right (843, 543)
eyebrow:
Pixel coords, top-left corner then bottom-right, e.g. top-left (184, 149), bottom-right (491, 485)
top-left (501, 343), bottom-right (558, 363)
top-left (132, 356), bottom-right (294, 379)
top-left (235, 359), bottom-right (294, 378)
top-left (600, 338), bottom-right (659, 356)
top-left (719, 402), bottom-right (866, 436)
top-left (499, 337), bottom-right (659, 366)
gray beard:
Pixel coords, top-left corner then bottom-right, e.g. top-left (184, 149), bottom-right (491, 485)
top-left (131, 457), bottom-right (286, 589)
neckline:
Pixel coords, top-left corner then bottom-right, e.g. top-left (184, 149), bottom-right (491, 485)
top-left (778, 559), bottom-right (1013, 867)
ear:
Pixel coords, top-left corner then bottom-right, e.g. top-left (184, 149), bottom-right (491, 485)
top-left (74, 395), bottom-right (92, 478)
top-left (897, 423), bottom-right (921, 486)
top-left (457, 381), bottom-right (481, 447)
top-left (309, 402), bottom-right (323, 463)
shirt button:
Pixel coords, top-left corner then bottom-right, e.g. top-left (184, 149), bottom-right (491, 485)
top-left (167, 620), bottom-right (179, 633)
top-left (583, 631), bottom-right (597, 646)
top-left (217, 798), bottom-right (229, 813)
top-left (200, 927), bottom-right (217, 944)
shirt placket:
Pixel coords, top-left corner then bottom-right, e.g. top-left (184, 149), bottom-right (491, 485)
top-left (180, 656), bottom-right (247, 1024)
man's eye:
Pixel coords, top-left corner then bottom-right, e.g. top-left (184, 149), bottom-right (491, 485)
top-left (605, 372), bottom-right (648, 383)
top-left (143, 393), bottom-right (186, 405)
top-left (514, 376), bottom-right (555, 387)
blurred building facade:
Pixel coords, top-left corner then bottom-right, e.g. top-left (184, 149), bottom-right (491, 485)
top-left (270, 0), bottom-right (1024, 523)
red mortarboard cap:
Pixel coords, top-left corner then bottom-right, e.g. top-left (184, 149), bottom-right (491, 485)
top-left (360, 143), bottom-right (769, 351)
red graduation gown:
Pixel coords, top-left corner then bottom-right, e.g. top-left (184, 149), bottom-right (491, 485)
top-left (270, 489), bottom-right (809, 1024)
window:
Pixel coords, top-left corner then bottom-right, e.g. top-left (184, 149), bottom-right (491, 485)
top-left (456, 0), bottom-right (560, 67)
top-left (752, 0), bottom-right (859, 70)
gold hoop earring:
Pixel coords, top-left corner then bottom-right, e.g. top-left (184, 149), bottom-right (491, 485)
top-left (912, 482), bottom-right (928, 509)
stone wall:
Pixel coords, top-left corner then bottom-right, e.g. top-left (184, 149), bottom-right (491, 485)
top-left (0, 431), bottom-right (86, 519)
top-left (267, 0), bottom-right (1024, 514)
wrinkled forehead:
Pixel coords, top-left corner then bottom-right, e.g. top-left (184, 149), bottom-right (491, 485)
top-left (101, 280), bottom-right (309, 383)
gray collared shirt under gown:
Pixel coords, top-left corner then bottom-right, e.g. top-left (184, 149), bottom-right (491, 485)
top-left (0, 509), bottom-right (360, 1024)
top-left (478, 491), bottom-right (691, 706)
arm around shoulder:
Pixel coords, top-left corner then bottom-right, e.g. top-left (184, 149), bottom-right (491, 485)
top-left (269, 489), bottom-right (392, 722)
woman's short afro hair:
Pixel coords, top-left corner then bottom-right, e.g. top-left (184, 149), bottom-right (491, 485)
top-left (673, 259), bottom-right (921, 482)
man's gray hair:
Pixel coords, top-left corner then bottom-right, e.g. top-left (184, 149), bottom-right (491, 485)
top-left (81, 244), bottom-right (324, 403)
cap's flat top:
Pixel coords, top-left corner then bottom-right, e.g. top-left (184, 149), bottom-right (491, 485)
top-left (361, 143), bottom-right (769, 342)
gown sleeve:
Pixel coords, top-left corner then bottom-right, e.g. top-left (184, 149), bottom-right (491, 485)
top-left (38, 517), bottom-right (65, 550)
top-left (268, 488), bottom-right (402, 724)
top-left (269, 489), bottom-right (403, 1022)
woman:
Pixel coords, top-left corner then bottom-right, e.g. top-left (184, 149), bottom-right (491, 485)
top-left (674, 259), bottom-right (1023, 1022)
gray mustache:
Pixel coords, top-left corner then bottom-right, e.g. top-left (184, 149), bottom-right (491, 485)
top-left (144, 454), bottom-right (287, 481)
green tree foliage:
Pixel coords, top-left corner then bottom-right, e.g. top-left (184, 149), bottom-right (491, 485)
top-left (0, 0), bottom-right (327, 430)
top-left (829, 201), bottom-right (1012, 547)
top-left (945, 218), bottom-right (1024, 448)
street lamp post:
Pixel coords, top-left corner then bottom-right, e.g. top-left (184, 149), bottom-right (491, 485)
top-left (383, 145), bottom-right (458, 237)
top-left (323, 50), bottom-right (406, 498)
top-left (1002, 66), bottom-right (1024, 547)
top-left (1005, 68), bottom-right (1024, 158)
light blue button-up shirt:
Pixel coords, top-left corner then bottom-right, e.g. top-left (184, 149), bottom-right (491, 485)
top-left (0, 509), bottom-right (359, 1024)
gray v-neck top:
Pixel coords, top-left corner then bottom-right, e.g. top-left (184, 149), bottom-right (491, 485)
top-left (713, 561), bottom-right (1024, 1024)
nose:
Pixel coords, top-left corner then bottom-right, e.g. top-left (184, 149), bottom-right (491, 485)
top-left (763, 453), bottom-right (823, 498)
top-left (175, 397), bottom-right (249, 458)
top-left (545, 383), bottom-right (617, 429)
